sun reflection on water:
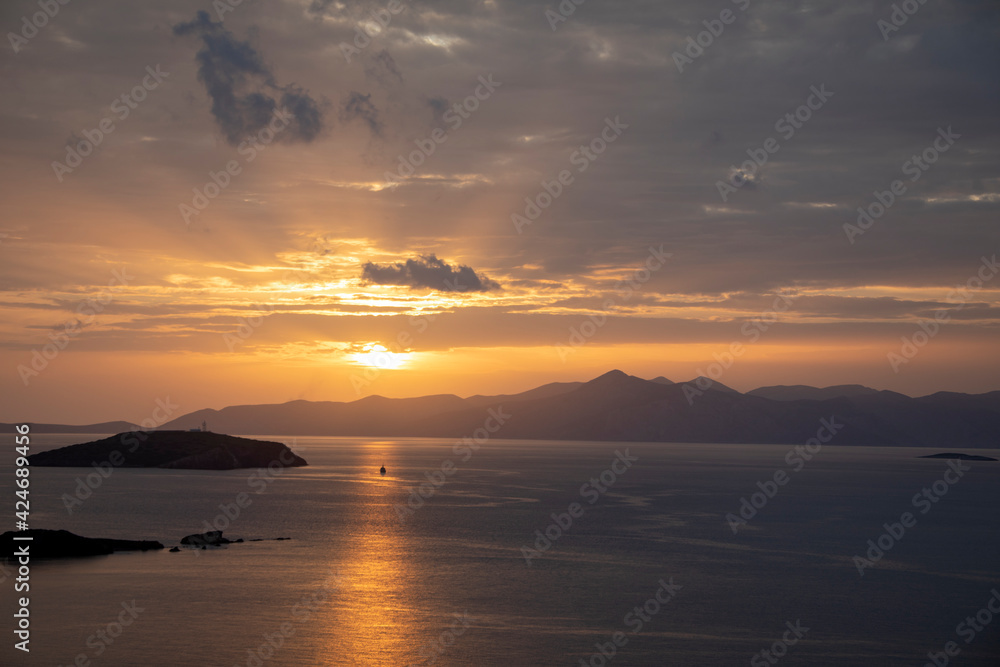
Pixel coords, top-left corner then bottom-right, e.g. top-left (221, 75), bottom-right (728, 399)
top-left (306, 444), bottom-right (424, 665)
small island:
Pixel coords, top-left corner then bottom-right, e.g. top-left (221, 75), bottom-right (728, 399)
top-left (174, 530), bottom-right (290, 550)
top-left (1, 529), bottom-right (163, 559)
top-left (180, 530), bottom-right (237, 547)
top-left (918, 452), bottom-right (998, 462)
top-left (27, 430), bottom-right (308, 470)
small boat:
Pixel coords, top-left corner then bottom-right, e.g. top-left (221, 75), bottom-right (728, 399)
top-left (379, 464), bottom-right (386, 475)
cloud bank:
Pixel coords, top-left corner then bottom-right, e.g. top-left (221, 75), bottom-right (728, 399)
top-left (361, 255), bottom-right (500, 292)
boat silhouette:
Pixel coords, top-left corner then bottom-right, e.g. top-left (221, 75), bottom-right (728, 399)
top-left (379, 464), bottom-right (386, 475)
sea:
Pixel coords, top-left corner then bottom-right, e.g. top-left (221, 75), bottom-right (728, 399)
top-left (2, 434), bottom-right (999, 666)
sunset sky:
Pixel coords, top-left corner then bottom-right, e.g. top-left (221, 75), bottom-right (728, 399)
top-left (1, 0), bottom-right (998, 424)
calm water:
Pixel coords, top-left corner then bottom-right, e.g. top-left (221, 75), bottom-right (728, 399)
top-left (3, 435), bottom-right (1000, 666)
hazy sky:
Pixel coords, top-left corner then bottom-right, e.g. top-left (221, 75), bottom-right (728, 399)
top-left (2, 0), bottom-right (998, 423)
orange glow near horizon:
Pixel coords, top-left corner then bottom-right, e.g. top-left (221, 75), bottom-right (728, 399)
top-left (348, 344), bottom-right (413, 370)
top-left (5, 330), bottom-right (998, 424)
top-left (2, 223), bottom-right (998, 425)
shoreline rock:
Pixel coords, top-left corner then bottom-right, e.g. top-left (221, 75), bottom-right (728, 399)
top-left (0, 529), bottom-right (163, 559)
top-left (177, 530), bottom-right (288, 549)
top-left (180, 530), bottom-right (232, 547)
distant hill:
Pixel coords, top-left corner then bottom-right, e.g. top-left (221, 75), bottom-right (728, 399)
top-left (465, 380), bottom-right (583, 407)
top-left (686, 376), bottom-right (740, 394)
top-left (0, 420), bottom-right (136, 434)
top-left (154, 394), bottom-right (470, 436)
top-left (7, 371), bottom-right (1000, 447)
top-left (747, 384), bottom-right (903, 401)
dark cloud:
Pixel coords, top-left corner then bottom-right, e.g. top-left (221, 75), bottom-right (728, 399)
top-left (426, 96), bottom-right (449, 116)
top-left (173, 11), bottom-right (323, 145)
top-left (307, 0), bottom-right (334, 16)
top-left (364, 49), bottom-right (404, 86)
top-left (361, 255), bottom-right (500, 292)
top-left (340, 91), bottom-right (383, 136)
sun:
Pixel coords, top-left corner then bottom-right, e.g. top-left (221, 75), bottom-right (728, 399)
top-left (349, 343), bottom-right (410, 370)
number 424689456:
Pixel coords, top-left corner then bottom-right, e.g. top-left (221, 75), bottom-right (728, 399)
top-left (15, 424), bottom-right (30, 527)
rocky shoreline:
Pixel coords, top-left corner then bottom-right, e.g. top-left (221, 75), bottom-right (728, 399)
top-left (1, 529), bottom-right (290, 560)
